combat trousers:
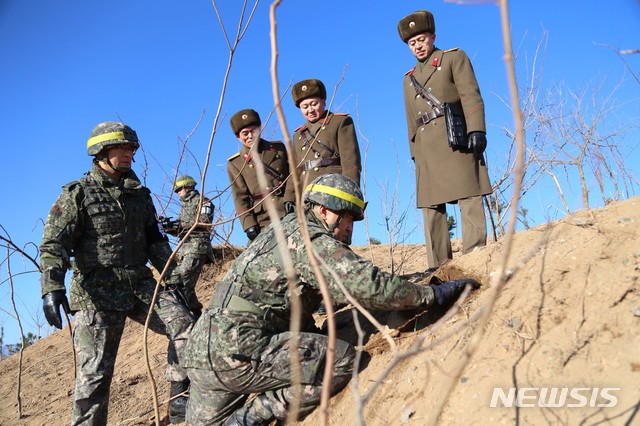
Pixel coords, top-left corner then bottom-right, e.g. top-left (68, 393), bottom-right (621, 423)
top-left (178, 253), bottom-right (206, 313)
top-left (185, 331), bottom-right (356, 425)
top-left (71, 289), bottom-right (194, 426)
top-left (423, 195), bottom-right (487, 268)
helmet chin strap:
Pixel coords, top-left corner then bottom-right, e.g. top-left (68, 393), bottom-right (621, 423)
top-left (97, 156), bottom-right (130, 173)
top-left (311, 206), bottom-right (343, 233)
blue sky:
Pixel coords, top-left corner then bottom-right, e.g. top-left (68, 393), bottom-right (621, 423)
top-left (0, 1), bottom-right (638, 344)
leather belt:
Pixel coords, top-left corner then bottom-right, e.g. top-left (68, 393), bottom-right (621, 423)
top-left (252, 189), bottom-right (283, 201)
top-left (302, 157), bottom-right (341, 171)
top-left (416, 108), bottom-right (444, 126)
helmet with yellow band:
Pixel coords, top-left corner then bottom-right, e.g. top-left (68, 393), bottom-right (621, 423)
top-left (87, 121), bottom-right (139, 156)
top-left (303, 174), bottom-right (366, 221)
top-left (174, 175), bottom-right (197, 193)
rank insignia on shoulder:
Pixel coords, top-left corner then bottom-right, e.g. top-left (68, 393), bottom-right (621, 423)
top-left (227, 152), bottom-right (241, 161)
top-left (294, 124), bottom-right (307, 132)
top-left (444, 47), bottom-right (459, 53)
top-left (404, 66), bottom-right (416, 76)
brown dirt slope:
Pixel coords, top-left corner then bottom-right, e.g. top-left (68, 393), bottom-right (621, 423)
top-left (1, 197), bottom-right (638, 425)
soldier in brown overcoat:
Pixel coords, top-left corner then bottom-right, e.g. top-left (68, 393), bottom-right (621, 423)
top-left (398, 10), bottom-right (492, 270)
top-left (227, 109), bottom-right (294, 242)
top-left (286, 78), bottom-right (362, 202)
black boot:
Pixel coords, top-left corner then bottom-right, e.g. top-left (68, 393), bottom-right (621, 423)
top-left (224, 394), bottom-right (275, 426)
top-left (169, 379), bottom-right (189, 424)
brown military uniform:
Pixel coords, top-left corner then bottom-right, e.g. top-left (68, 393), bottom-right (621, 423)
top-left (227, 138), bottom-right (293, 231)
top-left (403, 47), bottom-right (492, 267)
top-left (286, 111), bottom-right (362, 201)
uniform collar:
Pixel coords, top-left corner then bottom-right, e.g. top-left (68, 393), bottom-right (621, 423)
top-left (90, 162), bottom-right (142, 190)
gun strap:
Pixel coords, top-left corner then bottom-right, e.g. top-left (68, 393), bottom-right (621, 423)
top-left (300, 128), bottom-right (339, 160)
top-left (243, 153), bottom-right (285, 182)
top-left (410, 74), bottom-right (444, 116)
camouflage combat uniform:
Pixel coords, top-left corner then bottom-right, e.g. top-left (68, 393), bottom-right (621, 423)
top-left (40, 163), bottom-right (194, 425)
top-left (182, 211), bottom-right (437, 424)
top-left (174, 189), bottom-right (214, 314)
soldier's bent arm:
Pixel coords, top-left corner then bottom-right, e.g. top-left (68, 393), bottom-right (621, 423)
top-left (227, 161), bottom-right (258, 230)
top-left (308, 234), bottom-right (435, 310)
top-left (39, 184), bottom-right (84, 295)
top-left (336, 115), bottom-right (362, 185)
top-left (450, 49), bottom-right (485, 133)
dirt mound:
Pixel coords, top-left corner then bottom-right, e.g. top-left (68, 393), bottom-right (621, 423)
top-left (1, 198), bottom-right (638, 425)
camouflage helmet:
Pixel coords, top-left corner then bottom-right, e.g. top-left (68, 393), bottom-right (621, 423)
top-left (174, 175), bottom-right (197, 192)
top-left (87, 121), bottom-right (139, 156)
top-left (303, 174), bottom-right (366, 221)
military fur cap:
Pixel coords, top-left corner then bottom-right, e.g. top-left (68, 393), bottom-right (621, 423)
top-left (230, 109), bottom-right (261, 135)
top-left (398, 10), bottom-right (436, 43)
top-left (292, 79), bottom-right (327, 107)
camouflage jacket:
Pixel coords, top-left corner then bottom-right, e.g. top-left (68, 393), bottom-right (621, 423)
top-left (39, 163), bottom-right (179, 311)
top-left (182, 211), bottom-right (435, 371)
top-left (176, 189), bottom-right (214, 257)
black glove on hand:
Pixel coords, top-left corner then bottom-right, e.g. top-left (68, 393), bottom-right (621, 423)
top-left (431, 278), bottom-right (480, 306)
top-left (245, 225), bottom-right (260, 241)
top-left (284, 201), bottom-right (295, 215)
top-left (43, 290), bottom-right (71, 329)
top-left (467, 132), bottom-right (487, 157)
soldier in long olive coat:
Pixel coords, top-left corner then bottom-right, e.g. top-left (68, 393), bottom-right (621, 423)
top-left (227, 109), bottom-right (294, 243)
top-left (399, 10), bottom-right (492, 269)
top-left (286, 78), bottom-right (362, 202)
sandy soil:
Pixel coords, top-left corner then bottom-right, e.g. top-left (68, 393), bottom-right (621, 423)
top-left (1, 197), bottom-right (638, 425)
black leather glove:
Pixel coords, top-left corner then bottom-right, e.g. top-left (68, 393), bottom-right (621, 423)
top-left (431, 278), bottom-right (480, 306)
top-left (284, 201), bottom-right (295, 215)
top-left (467, 132), bottom-right (487, 157)
top-left (245, 225), bottom-right (260, 241)
top-left (42, 290), bottom-right (71, 329)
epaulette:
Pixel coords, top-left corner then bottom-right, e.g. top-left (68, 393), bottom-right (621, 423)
top-left (404, 66), bottom-right (416, 76)
top-left (62, 180), bottom-right (83, 191)
top-left (227, 152), bottom-right (241, 161)
top-left (444, 47), bottom-right (459, 53)
top-left (332, 113), bottom-right (347, 116)
top-left (294, 124), bottom-right (307, 132)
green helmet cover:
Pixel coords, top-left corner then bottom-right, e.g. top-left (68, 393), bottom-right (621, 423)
top-left (87, 121), bottom-right (140, 156)
top-left (174, 175), bottom-right (197, 192)
top-left (303, 174), bottom-right (366, 221)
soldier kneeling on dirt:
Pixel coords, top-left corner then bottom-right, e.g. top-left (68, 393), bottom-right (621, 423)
top-left (181, 173), bottom-right (480, 425)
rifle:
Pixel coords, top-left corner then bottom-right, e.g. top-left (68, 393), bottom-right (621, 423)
top-left (158, 216), bottom-right (179, 236)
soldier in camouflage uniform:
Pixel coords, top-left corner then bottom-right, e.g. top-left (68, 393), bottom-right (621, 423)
top-left (285, 78), bottom-right (362, 203)
top-left (182, 173), bottom-right (479, 425)
top-left (39, 122), bottom-right (194, 425)
top-left (398, 10), bottom-right (492, 270)
top-left (227, 108), bottom-right (294, 242)
top-left (166, 175), bottom-right (215, 318)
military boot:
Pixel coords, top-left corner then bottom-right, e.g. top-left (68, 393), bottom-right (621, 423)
top-left (224, 394), bottom-right (275, 426)
top-left (169, 379), bottom-right (189, 424)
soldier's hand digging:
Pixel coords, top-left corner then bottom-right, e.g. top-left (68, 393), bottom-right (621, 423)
top-left (431, 278), bottom-right (480, 306)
